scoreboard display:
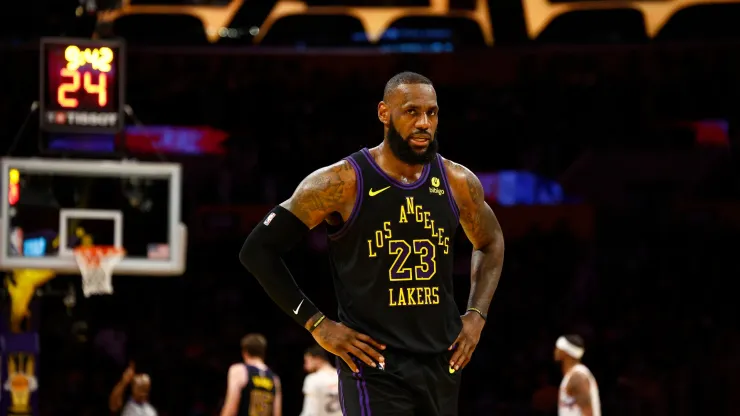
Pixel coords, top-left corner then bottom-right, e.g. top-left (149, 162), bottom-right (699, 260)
top-left (39, 37), bottom-right (126, 134)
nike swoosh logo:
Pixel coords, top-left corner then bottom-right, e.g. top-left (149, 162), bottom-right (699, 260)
top-left (293, 299), bottom-right (304, 314)
top-left (368, 186), bottom-right (391, 197)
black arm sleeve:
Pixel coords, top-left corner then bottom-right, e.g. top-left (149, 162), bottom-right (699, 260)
top-left (239, 206), bottom-right (321, 328)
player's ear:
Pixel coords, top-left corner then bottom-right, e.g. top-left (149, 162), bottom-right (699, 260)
top-left (378, 101), bottom-right (390, 125)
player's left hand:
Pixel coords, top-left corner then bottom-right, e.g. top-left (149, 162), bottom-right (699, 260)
top-left (448, 311), bottom-right (485, 372)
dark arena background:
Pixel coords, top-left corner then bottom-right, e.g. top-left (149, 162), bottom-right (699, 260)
top-left (1, 0), bottom-right (740, 415)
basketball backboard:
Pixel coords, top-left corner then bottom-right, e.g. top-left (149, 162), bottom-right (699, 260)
top-left (0, 157), bottom-right (186, 275)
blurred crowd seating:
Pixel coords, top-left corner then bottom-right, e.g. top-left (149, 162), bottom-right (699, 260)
top-left (5, 1), bottom-right (740, 46)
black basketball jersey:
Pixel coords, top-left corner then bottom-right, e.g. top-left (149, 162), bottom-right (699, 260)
top-left (327, 148), bottom-right (462, 354)
top-left (238, 365), bottom-right (277, 416)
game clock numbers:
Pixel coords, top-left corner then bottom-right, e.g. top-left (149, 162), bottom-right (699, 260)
top-left (39, 37), bottom-right (126, 134)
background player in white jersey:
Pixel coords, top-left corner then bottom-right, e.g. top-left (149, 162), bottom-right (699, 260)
top-left (555, 334), bottom-right (602, 416)
top-left (300, 345), bottom-right (341, 416)
top-left (109, 361), bottom-right (158, 416)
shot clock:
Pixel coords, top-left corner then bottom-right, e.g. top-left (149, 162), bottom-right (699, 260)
top-left (39, 37), bottom-right (126, 134)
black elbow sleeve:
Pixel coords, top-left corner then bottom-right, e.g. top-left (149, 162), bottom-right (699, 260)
top-left (239, 206), bottom-right (320, 327)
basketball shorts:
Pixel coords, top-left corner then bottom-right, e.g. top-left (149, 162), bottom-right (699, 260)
top-left (336, 347), bottom-right (461, 416)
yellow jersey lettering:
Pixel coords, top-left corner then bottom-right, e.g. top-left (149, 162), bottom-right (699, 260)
top-left (397, 289), bottom-right (407, 305)
top-left (424, 287), bottom-right (432, 304)
top-left (405, 197), bottom-right (415, 215)
top-left (437, 228), bottom-right (445, 246)
top-left (251, 376), bottom-right (274, 391)
top-left (412, 239), bottom-right (436, 281)
top-left (383, 221), bottom-right (392, 238)
top-left (443, 237), bottom-right (450, 255)
top-left (388, 240), bottom-right (413, 281)
top-left (423, 211), bottom-right (432, 229)
top-left (406, 287), bottom-right (417, 305)
top-left (430, 220), bottom-right (438, 237)
top-left (399, 205), bottom-right (408, 223)
top-left (375, 230), bottom-right (384, 248)
top-left (248, 389), bottom-right (274, 416)
top-left (367, 239), bottom-right (377, 257)
top-left (388, 286), bottom-right (440, 307)
top-left (414, 204), bottom-right (424, 222)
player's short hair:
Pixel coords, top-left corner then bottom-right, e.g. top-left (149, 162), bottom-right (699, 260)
top-left (241, 333), bottom-right (268, 359)
top-left (305, 344), bottom-right (330, 362)
top-left (564, 334), bottom-right (585, 349)
top-left (383, 71), bottom-right (433, 101)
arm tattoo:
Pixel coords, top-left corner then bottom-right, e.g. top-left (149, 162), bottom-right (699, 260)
top-left (462, 170), bottom-right (484, 238)
top-left (443, 159), bottom-right (504, 315)
top-left (281, 160), bottom-right (355, 229)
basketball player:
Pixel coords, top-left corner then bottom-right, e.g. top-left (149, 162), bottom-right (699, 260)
top-left (220, 333), bottom-right (282, 416)
top-left (555, 335), bottom-right (602, 416)
top-left (300, 345), bottom-right (341, 416)
top-left (109, 361), bottom-right (158, 416)
top-left (240, 71), bottom-right (505, 415)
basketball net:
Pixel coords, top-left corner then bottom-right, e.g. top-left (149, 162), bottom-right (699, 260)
top-left (73, 246), bottom-right (125, 297)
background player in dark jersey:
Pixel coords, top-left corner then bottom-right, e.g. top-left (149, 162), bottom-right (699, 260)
top-left (220, 334), bottom-right (282, 416)
top-left (240, 71), bottom-right (504, 415)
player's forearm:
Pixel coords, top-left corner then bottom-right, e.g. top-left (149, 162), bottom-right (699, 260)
top-left (239, 206), bottom-right (323, 328)
top-left (109, 379), bottom-right (128, 412)
top-left (466, 231), bottom-right (504, 315)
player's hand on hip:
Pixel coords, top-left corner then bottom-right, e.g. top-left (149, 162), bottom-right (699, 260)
top-left (312, 318), bottom-right (386, 373)
top-left (448, 311), bottom-right (485, 372)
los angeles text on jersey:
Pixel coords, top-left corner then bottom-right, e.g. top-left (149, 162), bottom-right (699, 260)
top-left (366, 196), bottom-right (451, 307)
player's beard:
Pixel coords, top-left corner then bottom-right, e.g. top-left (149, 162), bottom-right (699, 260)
top-left (386, 117), bottom-right (439, 165)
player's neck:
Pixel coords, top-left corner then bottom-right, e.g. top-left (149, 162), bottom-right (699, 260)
top-left (374, 141), bottom-right (426, 179)
top-left (561, 359), bottom-right (579, 375)
top-left (244, 357), bottom-right (266, 368)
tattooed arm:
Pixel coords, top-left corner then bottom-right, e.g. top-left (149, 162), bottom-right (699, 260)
top-left (240, 160), bottom-right (385, 373)
top-left (444, 159), bottom-right (504, 318)
top-left (280, 160), bottom-right (357, 230)
top-left (567, 372), bottom-right (594, 416)
top-left (240, 160), bottom-right (356, 326)
top-left (443, 158), bottom-right (504, 370)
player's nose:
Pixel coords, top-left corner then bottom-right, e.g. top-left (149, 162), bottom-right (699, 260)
top-left (415, 114), bottom-right (431, 130)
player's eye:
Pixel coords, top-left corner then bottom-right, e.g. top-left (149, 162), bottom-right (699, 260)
top-left (406, 109), bottom-right (417, 115)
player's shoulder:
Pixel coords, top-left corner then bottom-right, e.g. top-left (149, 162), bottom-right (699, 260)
top-left (308, 159), bottom-right (358, 185)
top-left (293, 159), bottom-right (358, 200)
top-left (284, 159), bottom-right (359, 226)
top-left (303, 371), bottom-right (319, 385)
top-left (228, 362), bottom-right (247, 373)
top-left (439, 156), bottom-right (483, 203)
top-left (439, 156), bottom-right (475, 183)
top-left (568, 367), bottom-right (592, 387)
top-left (573, 364), bottom-right (595, 378)
top-left (228, 363), bottom-right (248, 380)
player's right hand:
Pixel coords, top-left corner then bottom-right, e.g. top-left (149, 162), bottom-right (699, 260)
top-left (312, 318), bottom-right (385, 373)
top-left (122, 361), bottom-right (136, 383)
